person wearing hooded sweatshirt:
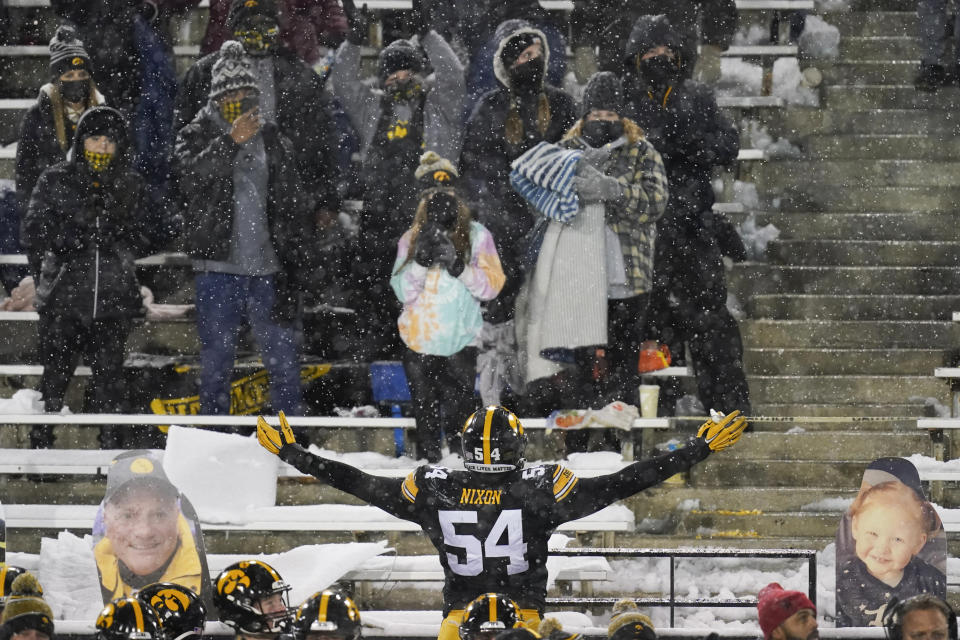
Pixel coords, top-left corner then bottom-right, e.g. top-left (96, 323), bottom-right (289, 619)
top-left (23, 107), bottom-right (150, 449)
top-left (16, 25), bottom-right (105, 282)
top-left (174, 41), bottom-right (316, 420)
top-left (621, 15), bottom-right (750, 416)
top-left (0, 573), bottom-right (54, 640)
top-left (461, 20), bottom-right (577, 326)
top-left (174, 0), bottom-right (340, 217)
top-left (332, 0), bottom-right (465, 359)
top-left (389, 152), bottom-right (504, 462)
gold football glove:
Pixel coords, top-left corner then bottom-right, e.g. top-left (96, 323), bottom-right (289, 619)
top-left (257, 411), bottom-right (297, 455)
top-left (697, 409), bottom-right (747, 452)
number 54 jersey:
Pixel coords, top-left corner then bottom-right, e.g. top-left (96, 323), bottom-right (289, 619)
top-left (401, 463), bottom-right (580, 614)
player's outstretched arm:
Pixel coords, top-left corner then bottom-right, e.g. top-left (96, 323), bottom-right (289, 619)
top-left (557, 410), bottom-right (749, 519)
top-left (257, 412), bottom-right (410, 514)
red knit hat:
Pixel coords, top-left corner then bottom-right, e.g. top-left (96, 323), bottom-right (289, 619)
top-left (757, 583), bottom-right (816, 640)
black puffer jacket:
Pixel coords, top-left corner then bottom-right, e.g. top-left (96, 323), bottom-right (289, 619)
top-left (23, 107), bottom-right (150, 320)
top-left (174, 48), bottom-right (340, 212)
top-left (173, 107), bottom-right (317, 322)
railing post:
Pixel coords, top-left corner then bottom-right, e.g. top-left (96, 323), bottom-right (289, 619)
top-left (670, 554), bottom-right (676, 627)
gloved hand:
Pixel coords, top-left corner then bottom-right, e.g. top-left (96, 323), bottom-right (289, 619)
top-left (414, 225), bottom-right (442, 267)
top-left (571, 45), bottom-right (599, 84)
top-left (433, 233), bottom-right (458, 269)
top-left (574, 162), bottom-right (622, 203)
top-left (341, 0), bottom-right (370, 45)
top-left (257, 411), bottom-right (296, 455)
top-left (580, 144), bottom-right (612, 168)
top-left (697, 409), bottom-right (747, 452)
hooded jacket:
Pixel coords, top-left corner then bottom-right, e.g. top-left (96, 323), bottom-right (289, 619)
top-left (174, 46), bottom-right (340, 212)
top-left (23, 106), bottom-right (150, 321)
top-left (622, 15), bottom-right (739, 218)
top-left (460, 19), bottom-right (577, 277)
top-left (173, 104), bottom-right (317, 322)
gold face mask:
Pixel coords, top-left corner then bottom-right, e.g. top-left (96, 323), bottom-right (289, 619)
top-left (234, 27), bottom-right (278, 53)
top-left (84, 149), bottom-right (113, 172)
top-left (220, 99), bottom-right (244, 123)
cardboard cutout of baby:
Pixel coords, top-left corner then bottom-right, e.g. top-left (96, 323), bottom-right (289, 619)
top-left (93, 450), bottom-right (212, 604)
top-left (835, 457), bottom-right (946, 627)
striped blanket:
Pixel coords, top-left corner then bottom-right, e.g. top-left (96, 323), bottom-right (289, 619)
top-left (509, 141), bottom-right (583, 224)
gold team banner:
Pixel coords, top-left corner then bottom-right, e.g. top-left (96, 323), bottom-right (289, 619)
top-left (149, 365), bottom-right (331, 429)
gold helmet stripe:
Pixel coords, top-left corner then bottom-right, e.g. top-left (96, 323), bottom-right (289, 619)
top-left (258, 560), bottom-right (282, 582)
top-left (488, 594), bottom-right (497, 622)
top-left (318, 591), bottom-right (330, 622)
top-left (132, 600), bottom-right (145, 631)
top-left (0, 565), bottom-right (7, 596)
top-left (507, 411), bottom-right (523, 436)
top-left (482, 407), bottom-right (495, 465)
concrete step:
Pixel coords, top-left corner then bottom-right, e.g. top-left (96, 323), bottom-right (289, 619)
top-left (766, 239), bottom-right (960, 266)
top-left (824, 60), bottom-right (918, 85)
top-left (728, 429), bottom-right (928, 459)
top-left (746, 374), bottom-right (946, 405)
top-left (758, 160), bottom-right (960, 189)
top-left (777, 185), bottom-right (960, 213)
top-left (741, 319), bottom-right (956, 348)
top-left (744, 347), bottom-right (946, 375)
top-left (742, 211), bottom-right (960, 241)
top-left (752, 402), bottom-right (932, 418)
top-left (780, 109), bottom-right (960, 137)
top-left (691, 457), bottom-right (871, 487)
top-left (679, 510), bottom-right (840, 538)
top-left (841, 36), bottom-right (920, 62)
top-left (805, 134), bottom-right (960, 160)
top-left (732, 264), bottom-right (960, 295)
top-left (749, 294), bottom-right (960, 321)
top-left (631, 485), bottom-right (857, 515)
top-left (829, 11), bottom-right (915, 37)
top-left (824, 85), bottom-right (960, 111)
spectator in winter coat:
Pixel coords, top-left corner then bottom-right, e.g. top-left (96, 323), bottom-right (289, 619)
top-left (16, 26), bottom-right (105, 281)
top-left (23, 107), bottom-right (153, 449)
top-left (334, 0), bottom-right (465, 359)
top-left (0, 573), bottom-right (54, 640)
top-left (174, 41), bottom-right (317, 419)
top-left (622, 15), bottom-right (750, 416)
top-left (389, 153), bottom-right (504, 462)
top-left (201, 0), bottom-right (347, 65)
top-left (461, 19), bottom-right (577, 325)
top-left (570, 0), bottom-right (738, 84)
top-left (175, 0), bottom-right (341, 216)
top-left (756, 583), bottom-right (818, 640)
top-left (606, 600), bottom-right (656, 640)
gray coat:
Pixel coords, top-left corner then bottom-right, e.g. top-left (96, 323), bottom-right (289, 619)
top-left (330, 30), bottom-right (465, 163)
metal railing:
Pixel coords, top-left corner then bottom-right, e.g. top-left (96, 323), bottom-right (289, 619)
top-left (545, 547), bottom-right (817, 627)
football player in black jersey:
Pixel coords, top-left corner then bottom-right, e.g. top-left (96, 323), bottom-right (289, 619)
top-left (257, 405), bottom-right (747, 640)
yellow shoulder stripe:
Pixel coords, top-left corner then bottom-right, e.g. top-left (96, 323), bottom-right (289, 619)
top-left (402, 471), bottom-right (419, 503)
top-left (553, 466), bottom-right (578, 501)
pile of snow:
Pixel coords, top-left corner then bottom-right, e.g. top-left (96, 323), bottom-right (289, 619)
top-left (799, 15), bottom-right (841, 60)
top-left (903, 453), bottom-right (960, 475)
top-left (733, 24), bottom-right (770, 46)
top-left (742, 120), bottom-right (803, 159)
top-left (37, 532), bottom-right (103, 621)
top-left (773, 58), bottom-right (819, 106)
top-left (716, 58), bottom-right (763, 96)
top-left (733, 180), bottom-right (762, 210)
top-left (909, 396), bottom-right (952, 418)
top-left (163, 426), bottom-right (279, 517)
top-left (739, 213), bottom-right (781, 261)
top-left (800, 497), bottom-right (855, 512)
top-left (816, 0), bottom-right (851, 11)
top-left (0, 389), bottom-right (47, 414)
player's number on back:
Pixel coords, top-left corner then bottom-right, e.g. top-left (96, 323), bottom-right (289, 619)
top-left (438, 509), bottom-right (529, 577)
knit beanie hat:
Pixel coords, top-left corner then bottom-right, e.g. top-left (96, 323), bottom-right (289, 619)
top-left (539, 617), bottom-right (583, 640)
top-left (0, 573), bottom-right (54, 640)
top-left (377, 39), bottom-right (424, 83)
top-left (500, 31), bottom-right (542, 70)
top-left (210, 41), bottom-right (260, 99)
top-left (49, 25), bottom-right (91, 78)
top-left (581, 72), bottom-right (624, 117)
top-left (227, 0), bottom-right (279, 32)
top-left (608, 600), bottom-right (656, 640)
top-left (414, 151), bottom-right (458, 190)
top-left (757, 583), bottom-right (816, 640)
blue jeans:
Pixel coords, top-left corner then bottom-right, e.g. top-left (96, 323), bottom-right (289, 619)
top-left (463, 21), bottom-right (568, 122)
top-left (195, 272), bottom-right (302, 415)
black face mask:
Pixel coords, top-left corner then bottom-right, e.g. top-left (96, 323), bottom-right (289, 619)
top-left (60, 79), bottom-right (89, 103)
top-left (388, 77), bottom-right (424, 102)
top-left (240, 95), bottom-right (259, 113)
top-left (427, 192), bottom-right (459, 229)
top-left (581, 120), bottom-right (624, 147)
top-left (639, 55), bottom-right (679, 89)
top-left (508, 56), bottom-right (544, 91)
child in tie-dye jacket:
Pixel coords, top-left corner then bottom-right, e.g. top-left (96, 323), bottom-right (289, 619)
top-left (390, 154), bottom-right (505, 461)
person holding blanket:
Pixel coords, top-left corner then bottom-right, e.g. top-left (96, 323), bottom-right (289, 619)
top-left (510, 72), bottom-right (667, 444)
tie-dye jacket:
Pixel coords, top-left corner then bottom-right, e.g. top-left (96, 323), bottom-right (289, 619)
top-left (390, 220), bottom-right (505, 356)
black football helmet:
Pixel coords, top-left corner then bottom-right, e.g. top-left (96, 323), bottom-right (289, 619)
top-left (214, 560), bottom-right (292, 635)
top-left (0, 565), bottom-right (28, 612)
top-left (292, 590), bottom-right (362, 640)
top-left (96, 597), bottom-right (164, 640)
top-left (461, 406), bottom-right (527, 473)
top-left (458, 593), bottom-right (523, 640)
top-left (136, 582), bottom-right (207, 640)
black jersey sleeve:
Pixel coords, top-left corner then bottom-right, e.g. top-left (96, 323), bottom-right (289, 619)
top-left (552, 438), bottom-right (711, 522)
top-left (278, 443), bottom-right (416, 519)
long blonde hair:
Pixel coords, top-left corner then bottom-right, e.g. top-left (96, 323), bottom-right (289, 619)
top-left (563, 116), bottom-right (645, 144)
top-left (397, 190), bottom-right (473, 273)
